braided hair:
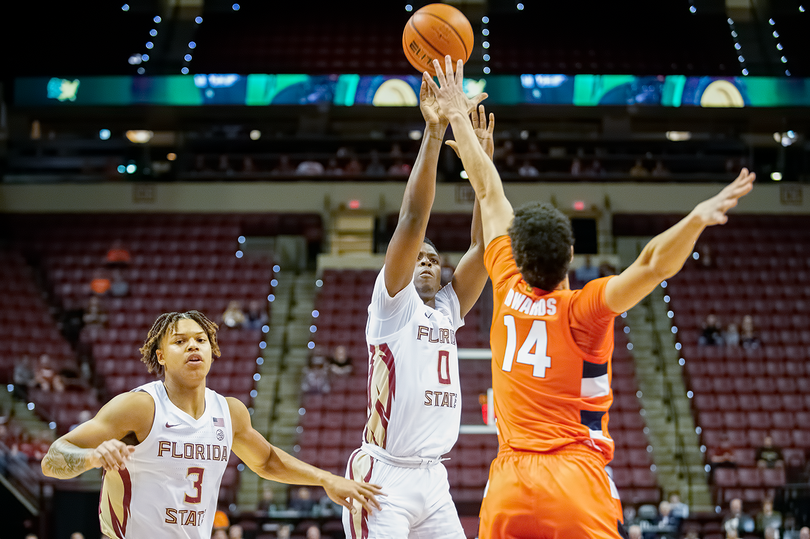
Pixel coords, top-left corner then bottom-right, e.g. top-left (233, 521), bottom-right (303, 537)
top-left (139, 311), bottom-right (221, 377)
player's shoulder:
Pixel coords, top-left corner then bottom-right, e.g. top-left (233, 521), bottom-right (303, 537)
top-left (97, 390), bottom-right (155, 432)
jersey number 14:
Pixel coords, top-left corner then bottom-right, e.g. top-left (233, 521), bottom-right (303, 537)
top-left (501, 315), bottom-right (551, 378)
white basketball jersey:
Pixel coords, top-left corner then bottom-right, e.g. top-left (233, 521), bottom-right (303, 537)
top-left (100, 381), bottom-right (233, 539)
top-left (362, 267), bottom-right (464, 459)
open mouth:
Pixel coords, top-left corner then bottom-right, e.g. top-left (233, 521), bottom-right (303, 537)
top-left (187, 353), bottom-right (203, 363)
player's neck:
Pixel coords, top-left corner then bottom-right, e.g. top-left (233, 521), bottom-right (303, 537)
top-left (163, 377), bottom-right (207, 419)
top-left (555, 275), bottom-right (570, 291)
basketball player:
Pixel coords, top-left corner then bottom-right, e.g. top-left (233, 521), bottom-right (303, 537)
top-left (426, 56), bottom-right (756, 538)
top-left (42, 310), bottom-right (382, 538)
top-left (343, 80), bottom-right (490, 538)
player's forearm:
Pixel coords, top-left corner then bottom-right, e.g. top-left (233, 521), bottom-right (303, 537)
top-left (637, 212), bottom-right (707, 280)
top-left (42, 439), bottom-right (95, 479)
top-left (446, 111), bottom-right (504, 203)
top-left (259, 445), bottom-right (333, 487)
top-left (398, 124), bottom-right (445, 223)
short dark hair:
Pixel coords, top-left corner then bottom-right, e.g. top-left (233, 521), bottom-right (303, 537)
top-left (508, 202), bottom-right (574, 291)
top-left (422, 237), bottom-right (437, 252)
top-left (139, 311), bottom-right (220, 377)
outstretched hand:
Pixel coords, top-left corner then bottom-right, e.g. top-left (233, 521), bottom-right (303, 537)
top-left (422, 56), bottom-right (487, 128)
top-left (323, 474), bottom-right (385, 515)
top-left (691, 168), bottom-right (755, 226)
top-left (446, 104), bottom-right (495, 160)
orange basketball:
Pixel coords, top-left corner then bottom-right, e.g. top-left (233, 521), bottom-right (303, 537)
top-left (402, 3), bottom-right (474, 76)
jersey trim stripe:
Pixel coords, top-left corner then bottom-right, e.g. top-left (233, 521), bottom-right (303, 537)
top-left (100, 468), bottom-right (132, 539)
top-left (347, 449), bottom-right (374, 539)
top-left (364, 343), bottom-right (397, 449)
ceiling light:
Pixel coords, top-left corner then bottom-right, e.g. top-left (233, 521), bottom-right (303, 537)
top-left (126, 130), bottom-right (153, 143)
top-left (666, 131), bottom-right (692, 141)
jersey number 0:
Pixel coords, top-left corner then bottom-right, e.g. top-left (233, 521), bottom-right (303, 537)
top-left (501, 315), bottom-right (551, 378)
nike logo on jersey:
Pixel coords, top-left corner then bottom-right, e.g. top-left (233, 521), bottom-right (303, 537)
top-left (165, 422), bottom-right (181, 429)
top-left (425, 312), bottom-right (432, 319)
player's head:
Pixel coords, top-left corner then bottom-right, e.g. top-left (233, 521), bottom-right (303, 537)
top-left (139, 311), bottom-right (220, 378)
top-left (508, 202), bottom-right (574, 291)
top-left (413, 237), bottom-right (442, 302)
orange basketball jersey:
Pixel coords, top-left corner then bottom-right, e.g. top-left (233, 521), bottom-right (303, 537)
top-left (484, 236), bottom-right (620, 463)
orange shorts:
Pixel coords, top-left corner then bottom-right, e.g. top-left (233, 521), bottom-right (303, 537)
top-left (479, 444), bottom-right (626, 539)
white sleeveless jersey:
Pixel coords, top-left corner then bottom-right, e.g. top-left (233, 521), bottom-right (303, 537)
top-left (100, 381), bottom-right (233, 539)
top-left (362, 267), bottom-right (464, 459)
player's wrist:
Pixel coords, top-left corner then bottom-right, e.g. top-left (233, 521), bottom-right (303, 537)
top-left (425, 123), bottom-right (447, 140)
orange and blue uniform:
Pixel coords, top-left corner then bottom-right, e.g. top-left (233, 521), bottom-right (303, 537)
top-left (479, 236), bottom-right (626, 539)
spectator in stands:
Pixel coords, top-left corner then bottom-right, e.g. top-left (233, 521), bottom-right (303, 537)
top-left (756, 436), bottom-right (784, 469)
top-left (365, 150), bottom-right (386, 176)
top-left (623, 505), bottom-right (639, 528)
top-left (724, 323), bottom-right (740, 347)
top-left (723, 498), bottom-right (755, 536)
top-left (256, 484), bottom-right (278, 514)
top-left (493, 139), bottom-right (514, 163)
top-left (222, 300), bottom-right (246, 329)
top-left (212, 530), bottom-right (228, 539)
top-left (627, 524), bottom-right (642, 539)
top-left (83, 296), bottom-right (108, 336)
top-left (344, 155), bottom-right (363, 176)
top-left (301, 352), bottom-right (330, 394)
top-left (271, 155), bottom-right (296, 176)
top-left (518, 160), bottom-right (540, 177)
top-left (756, 499), bottom-right (783, 534)
top-left (329, 345), bottom-right (352, 376)
top-left (13, 355), bottom-right (35, 400)
top-left (277, 524), bottom-right (292, 539)
top-left (324, 157), bottom-right (343, 176)
top-left (228, 524), bottom-right (244, 539)
top-left (242, 155), bottom-right (255, 173)
top-left (801, 527), bottom-right (810, 539)
top-left (289, 486), bottom-right (316, 515)
top-left (699, 313), bottom-right (724, 346)
top-left (575, 255), bottom-right (600, 283)
top-left (388, 158), bottom-right (411, 177)
top-left (630, 159), bottom-right (650, 177)
top-left (218, 154), bottom-right (234, 174)
top-left (105, 239), bottom-right (131, 268)
top-left (655, 500), bottom-right (680, 536)
top-left (585, 159), bottom-right (605, 176)
top-left (668, 492), bottom-right (689, 520)
top-left (305, 525), bottom-right (321, 539)
top-left (109, 269), bottom-right (129, 297)
top-left (90, 268), bottom-right (111, 296)
top-left (740, 314), bottom-right (761, 349)
top-left (245, 300), bottom-right (268, 330)
top-left (34, 354), bottom-right (64, 393)
top-left (726, 530), bottom-right (739, 539)
top-left (568, 158), bottom-right (582, 176)
top-left (652, 160), bottom-right (670, 177)
top-left (296, 158), bottom-right (325, 176)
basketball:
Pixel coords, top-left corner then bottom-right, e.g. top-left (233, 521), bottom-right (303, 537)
top-left (402, 3), bottom-right (474, 76)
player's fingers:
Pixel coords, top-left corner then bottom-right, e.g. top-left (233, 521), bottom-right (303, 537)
top-left (488, 112), bottom-right (495, 133)
top-left (420, 80), bottom-right (428, 99)
top-left (432, 60), bottom-right (447, 87)
top-left (423, 72), bottom-right (440, 95)
top-left (445, 55), bottom-right (454, 85)
top-left (445, 140), bottom-right (461, 158)
top-left (478, 104), bottom-right (487, 128)
top-left (456, 58), bottom-right (464, 88)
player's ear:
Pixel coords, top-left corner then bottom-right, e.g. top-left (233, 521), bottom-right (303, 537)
top-left (156, 348), bottom-right (164, 365)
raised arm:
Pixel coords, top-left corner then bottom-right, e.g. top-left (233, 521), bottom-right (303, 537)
top-left (42, 391), bottom-right (153, 479)
top-left (228, 397), bottom-right (382, 515)
top-left (384, 79), bottom-right (487, 296)
top-left (447, 105), bottom-right (494, 316)
top-left (604, 169), bottom-right (755, 313)
top-left (424, 57), bottom-right (514, 246)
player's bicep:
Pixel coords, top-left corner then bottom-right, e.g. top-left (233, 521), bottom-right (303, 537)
top-left (384, 217), bottom-right (424, 296)
top-left (62, 392), bottom-right (152, 448)
top-left (603, 261), bottom-right (664, 314)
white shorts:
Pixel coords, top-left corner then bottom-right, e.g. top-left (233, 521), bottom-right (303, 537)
top-left (343, 447), bottom-right (465, 539)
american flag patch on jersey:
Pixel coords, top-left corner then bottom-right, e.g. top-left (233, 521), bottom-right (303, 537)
top-left (213, 417), bottom-right (225, 427)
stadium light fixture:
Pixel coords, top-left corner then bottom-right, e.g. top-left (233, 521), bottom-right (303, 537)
top-left (126, 130), bottom-right (153, 143)
top-left (666, 131), bottom-right (692, 141)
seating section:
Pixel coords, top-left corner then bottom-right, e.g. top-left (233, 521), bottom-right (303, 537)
top-left (304, 266), bottom-right (657, 506)
top-left (617, 214), bottom-right (810, 504)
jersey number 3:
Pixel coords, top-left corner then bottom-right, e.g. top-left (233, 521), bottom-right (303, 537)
top-left (184, 467), bottom-right (205, 504)
top-left (501, 315), bottom-right (551, 378)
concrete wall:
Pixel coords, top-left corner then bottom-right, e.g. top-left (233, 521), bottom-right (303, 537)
top-left (0, 181), bottom-right (806, 215)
